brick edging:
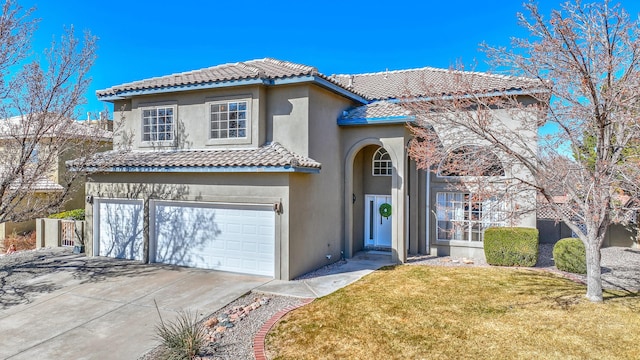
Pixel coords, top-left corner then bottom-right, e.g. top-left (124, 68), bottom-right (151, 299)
top-left (253, 298), bottom-right (314, 360)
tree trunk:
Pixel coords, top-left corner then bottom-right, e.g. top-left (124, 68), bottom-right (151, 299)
top-left (585, 241), bottom-right (603, 302)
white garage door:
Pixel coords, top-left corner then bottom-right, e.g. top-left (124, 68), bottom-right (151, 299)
top-left (152, 201), bottom-right (275, 277)
top-left (95, 199), bottom-right (144, 261)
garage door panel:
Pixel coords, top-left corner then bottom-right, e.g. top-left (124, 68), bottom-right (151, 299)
top-left (154, 202), bottom-right (275, 277)
top-left (97, 200), bottom-right (144, 261)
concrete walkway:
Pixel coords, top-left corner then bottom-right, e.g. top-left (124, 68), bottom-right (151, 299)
top-left (256, 252), bottom-right (395, 298)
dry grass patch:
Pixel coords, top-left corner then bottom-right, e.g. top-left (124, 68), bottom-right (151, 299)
top-left (2, 231), bottom-right (36, 252)
top-left (267, 266), bottom-right (640, 360)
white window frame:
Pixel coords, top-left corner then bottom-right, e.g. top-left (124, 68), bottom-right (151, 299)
top-left (372, 147), bottom-right (392, 176)
top-left (140, 105), bottom-right (176, 145)
top-left (208, 98), bottom-right (250, 141)
top-left (436, 192), bottom-right (506, 242)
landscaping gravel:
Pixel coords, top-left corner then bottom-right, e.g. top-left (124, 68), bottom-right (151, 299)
top-left (140, 294), bottom-right (304, 360)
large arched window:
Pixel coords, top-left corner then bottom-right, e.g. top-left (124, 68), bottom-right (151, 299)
top-left (438, 146), bottom-right (504, 177)
top-left (372, 147), bottom-right (392, 176)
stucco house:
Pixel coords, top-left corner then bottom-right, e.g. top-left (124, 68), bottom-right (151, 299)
top-left (0, 114), bottom-right (112, 239)
top-left (78, 58), bottom-right (542, 280)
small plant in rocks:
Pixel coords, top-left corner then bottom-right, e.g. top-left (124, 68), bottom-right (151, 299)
top-left (153, 300), bottom-right (208, 360)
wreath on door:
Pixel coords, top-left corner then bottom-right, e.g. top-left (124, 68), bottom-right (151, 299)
top-left (379, 203), bottom-right (392, 218)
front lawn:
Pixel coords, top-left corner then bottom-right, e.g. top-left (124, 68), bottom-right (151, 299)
top-left (267, 266), bottom-right (639, 360)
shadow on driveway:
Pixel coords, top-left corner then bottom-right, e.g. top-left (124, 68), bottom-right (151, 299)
top-left (0, 249), bottom-right (168, 310)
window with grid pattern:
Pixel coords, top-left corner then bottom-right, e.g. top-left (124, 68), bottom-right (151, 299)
top-left (210, 100), bottom-right (248, 139)
top-left (142, 107), bottom-right (174, 142)
top-left (372, 147), bottom-right (392, 176)
top-left (436, 192), bottom-right (506, 242)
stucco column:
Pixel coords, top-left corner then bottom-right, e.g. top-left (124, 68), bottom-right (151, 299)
top-left (386, 138), bottom-right (406, 264)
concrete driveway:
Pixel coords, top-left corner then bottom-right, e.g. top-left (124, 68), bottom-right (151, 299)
top-left (0, 250), bottom-right (270, 360)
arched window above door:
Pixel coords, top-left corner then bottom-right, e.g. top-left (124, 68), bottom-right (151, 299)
top-left (372, 147), bottom-right (392, 176)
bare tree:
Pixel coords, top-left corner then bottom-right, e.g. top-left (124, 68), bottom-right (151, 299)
top-left (0, 0), bottom-right (102, 223)
top-left (406, 0), bottom-right (640, 302)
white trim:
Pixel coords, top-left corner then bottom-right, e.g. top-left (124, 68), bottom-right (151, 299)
top-left (139, 104), bottom-right (177, 147)
top-left (372, 147), bottom-right (392, 176)
top-left (206, 97), bottom-right (252, 144)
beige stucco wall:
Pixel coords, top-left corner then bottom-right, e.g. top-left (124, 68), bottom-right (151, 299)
top-left (285, 86), bottom-right (355, 278)
top-left (268, 85), bottom-right (311, 157)
top-left (113, 86), bottom-right (265, 151)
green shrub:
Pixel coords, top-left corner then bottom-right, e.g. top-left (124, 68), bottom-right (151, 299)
top-left (553, 238), bottom-right (587, 274)
top-left (49, 209), bottom-right (85, 220)
top-left (154, 300), bottom-right (207, 360)
top-left (484, 227), bottom-right (539, 267)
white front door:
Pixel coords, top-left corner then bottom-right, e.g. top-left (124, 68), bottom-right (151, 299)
top-left (364, 194), bottom-right (392, 248)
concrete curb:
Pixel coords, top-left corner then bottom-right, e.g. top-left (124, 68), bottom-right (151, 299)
top-left (253, 298), bottom-right (314, 360)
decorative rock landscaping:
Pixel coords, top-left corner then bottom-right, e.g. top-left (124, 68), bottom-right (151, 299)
top-left (204, 297), bottom-right (272, 343)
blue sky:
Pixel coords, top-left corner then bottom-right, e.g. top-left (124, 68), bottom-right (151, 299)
top-left (20, 0), bottom-right (640, 118)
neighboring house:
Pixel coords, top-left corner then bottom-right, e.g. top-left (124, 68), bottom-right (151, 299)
top-left (537, 195), bottom-right (637, 247)
top-left (0, 115), bottom-right (112, 238)
top-left (78, 58), bottom-right (542, 280)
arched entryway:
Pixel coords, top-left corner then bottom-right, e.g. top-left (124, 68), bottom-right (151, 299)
top-left (353, 145), bottom-right (392, 251)
top-left (344, 138), bottom-right (407, 263)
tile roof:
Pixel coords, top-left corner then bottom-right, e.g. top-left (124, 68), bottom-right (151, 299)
top-left (0, 114), bottom-right (112, 140)
top-left (97, 58), bottom-right (543, 102)
top-left (0, 166), bottom-right (64, 192)
top-left (329, 67), bottom-right (544, 100)
top-left (29, 177), bottom-right (65, 192)
top-left (74, 142), bottom-right (321, 171)
top-left (96, 58), bottom-right (329, 97)
top-left (340, 101), bottom-right (412, 120)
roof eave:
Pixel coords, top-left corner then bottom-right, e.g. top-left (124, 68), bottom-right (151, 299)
top-left (387, 87), bottom-right (550, 103)
top-left (97, 75), bottom-right (369, 105)
top-left (97, 78), bottom-right (271, 102)
top-left (74, 165), bottom-right (321, 174)
top-left (338, 115), bottom-right (416, 126)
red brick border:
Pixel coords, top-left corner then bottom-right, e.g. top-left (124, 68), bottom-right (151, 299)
top-left (253, 298), bottom-right (314, 360)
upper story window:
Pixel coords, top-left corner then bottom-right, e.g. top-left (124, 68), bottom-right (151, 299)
top-left (210, 100), bottom-right (248, 139)
top-left (438, 145), bottom-right (504, 177)
top-left (142, 106), bottom-right (174, 142)
top-left (372, 147), bottom-right (392, 176)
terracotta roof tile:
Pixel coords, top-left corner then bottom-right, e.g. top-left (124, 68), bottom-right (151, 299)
top-left (97, 58), bottom-right (320, 97)
top-left (97, 58), bottom-right (543, 102)
top-left (0, 166), bottom-right (64, 192)
top-left (77, 142), bottom-right (321, 171)
top-left (329, 67), bottom-right (544, 100)
top-left (341, 101), bottom-right (412, 120)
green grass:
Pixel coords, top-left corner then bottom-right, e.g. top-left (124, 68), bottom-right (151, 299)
top-left (267, 265), bottom-right (640, 360)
